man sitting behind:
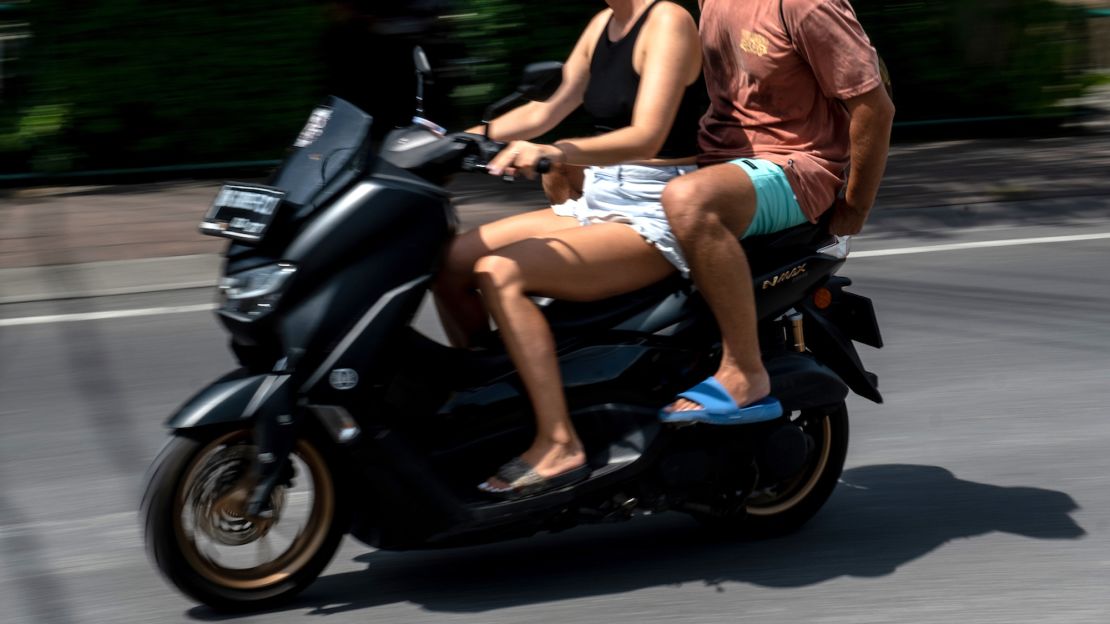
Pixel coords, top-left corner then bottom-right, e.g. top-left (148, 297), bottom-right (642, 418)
top-left (661, 0), bottom-right (895, 418)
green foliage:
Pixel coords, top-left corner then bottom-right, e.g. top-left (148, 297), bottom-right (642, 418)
top-left (18, 0), bottom-right (327, 171)
top-left (852, 0), bottom-right (1090, 120)
top-left (0, 103), bottom-right (66, 149)
top-left (0, 103), bottom-right (70, 171)
top-left (446, 0), bottom-right (589, 111)
top-left (0, 0), bottom-right (1097, 174)
top-left (443, 0), bottom-right (699, 135)
top-left (447, 0), bottom-right (699, 113)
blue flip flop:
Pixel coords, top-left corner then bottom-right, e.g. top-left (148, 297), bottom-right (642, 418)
top-left (659, 376), bottom-right (783, 425)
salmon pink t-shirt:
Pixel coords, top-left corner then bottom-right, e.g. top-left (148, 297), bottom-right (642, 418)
top-left (698, 0), bottom-right (882, 221)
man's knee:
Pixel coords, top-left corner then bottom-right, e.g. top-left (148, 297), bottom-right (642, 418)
top-left (663, 174), bottom-right (724, 237)
top-left (664, 166), bottom-right (759, 238)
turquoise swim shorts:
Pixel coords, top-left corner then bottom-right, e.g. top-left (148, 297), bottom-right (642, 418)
top-left (728, 158), bottom-right (809, 238)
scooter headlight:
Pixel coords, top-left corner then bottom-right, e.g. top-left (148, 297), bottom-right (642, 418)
top-left (217, 263), bottom-right (297, 320)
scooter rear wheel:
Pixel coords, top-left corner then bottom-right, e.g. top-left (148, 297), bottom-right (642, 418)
top-left (700, 403), bottom-right (849, 537)
top-left (141, 427), bottom-right (347, 611)
top-left (743, 403), bottom-right (849, 535)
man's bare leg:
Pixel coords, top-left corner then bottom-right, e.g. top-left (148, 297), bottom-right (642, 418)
top-left (661, 163), bottom-right (771, 411)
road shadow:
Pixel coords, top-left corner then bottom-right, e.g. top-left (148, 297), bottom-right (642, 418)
top-left (186, 463), bottom-right (1084, 620)
top-left (859, 195), bottom-right (1110, 246)
top-left (15, 201), bottom-right (148, 478)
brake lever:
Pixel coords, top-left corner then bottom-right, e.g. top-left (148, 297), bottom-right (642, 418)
top-left (461, 155), bottom-right (487, 173)
top-left (460, 156), bottom-right (513, 183)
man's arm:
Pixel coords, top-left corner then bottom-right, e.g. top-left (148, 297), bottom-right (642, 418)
top-left (830, 85), bottom-right (895, 236)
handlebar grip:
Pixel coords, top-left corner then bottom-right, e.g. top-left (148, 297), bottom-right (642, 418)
top-left (536, 158), bottom-right (553, 175)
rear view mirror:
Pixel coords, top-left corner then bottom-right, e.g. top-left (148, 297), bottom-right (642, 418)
top-left (481, 61), bottom-right (565, 134)
top-left (517, 62), bottom-right (563, 102)
top-left (412, 46), bottom-right (432, 117)
top-left (413, 47), bottom-right (432, 75)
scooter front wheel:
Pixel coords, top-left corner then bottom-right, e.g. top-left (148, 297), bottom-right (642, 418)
top-left (141, 427), bottom-right (347, 611)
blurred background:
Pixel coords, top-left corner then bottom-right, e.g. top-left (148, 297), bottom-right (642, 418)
top-left (2, 2), bottom-right (1110, 623)
top-left (0, 0), bottom-right (1107, 178)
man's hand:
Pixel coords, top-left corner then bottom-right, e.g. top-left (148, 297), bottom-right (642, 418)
top-left (828, 195), bottom-right (871, 236)
top-left (837, 86), bottom-right (895, 236)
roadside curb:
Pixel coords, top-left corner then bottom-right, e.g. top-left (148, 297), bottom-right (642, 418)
top-left (3, 131), bottom-right (1109, 306)
top-left (5, 194), bottom-right (1110, 306)
top-left (0, 255), bottom-right (220, 305)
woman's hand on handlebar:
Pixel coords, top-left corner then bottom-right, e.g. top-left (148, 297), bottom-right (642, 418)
top-left (487, 141), bottom-right (566, 180)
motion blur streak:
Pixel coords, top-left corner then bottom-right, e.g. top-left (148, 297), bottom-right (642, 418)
top-left (852, 232), bottom-right (1110, 258)
top-left (0, 304), bottom-right (217, 327)
top-left (5, 232), bottom-right (1110, 327)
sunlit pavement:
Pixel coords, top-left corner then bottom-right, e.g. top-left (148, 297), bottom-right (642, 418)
top-left (2, 137), bottom-right (1110, 622)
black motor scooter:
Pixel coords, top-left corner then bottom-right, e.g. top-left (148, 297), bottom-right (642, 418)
top-left (141, 55), bottom-right (883, 611)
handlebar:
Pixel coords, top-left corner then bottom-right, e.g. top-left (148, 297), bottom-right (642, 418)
top-left (460, 152), bottom-right (553, 180)
top-left (383, 123), bottom-right (559, 182)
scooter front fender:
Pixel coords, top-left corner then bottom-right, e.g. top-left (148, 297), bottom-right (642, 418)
top-left (165, 369), bottom-right (268, 429)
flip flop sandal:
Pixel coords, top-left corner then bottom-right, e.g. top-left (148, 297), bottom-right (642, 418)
top-left (659, 376), bottom-right (783, 425)
top-left (477, 457), bottom-right (591, 500)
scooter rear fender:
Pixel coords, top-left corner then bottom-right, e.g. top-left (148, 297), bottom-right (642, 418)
top-left (800, 296), bottom-right (884, 404)
top-left (766, 352), bottom-right (850, 411)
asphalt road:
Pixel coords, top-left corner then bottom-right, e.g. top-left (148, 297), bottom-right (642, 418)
top-left (2, 198), bottom-right (1109, 623)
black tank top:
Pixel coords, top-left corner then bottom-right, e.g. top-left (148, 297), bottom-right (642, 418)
top-left (581, 1), bottom-right (706, 159)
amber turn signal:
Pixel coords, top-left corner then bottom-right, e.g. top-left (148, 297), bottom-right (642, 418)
top-left (813, 287), bottom-right (833, 310)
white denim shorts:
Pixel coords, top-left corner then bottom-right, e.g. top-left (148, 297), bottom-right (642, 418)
top-left (551, 164), bottom-right (696, 277)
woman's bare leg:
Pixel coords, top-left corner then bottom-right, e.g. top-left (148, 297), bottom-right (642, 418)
top-left (472, 223), bottom-right (676, 489)
top-left (433, 208), bottom-right (579, 346)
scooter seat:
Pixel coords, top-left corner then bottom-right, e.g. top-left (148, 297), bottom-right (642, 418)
top-left (543, 273), bottom-right (691, 334)
top-left (741, 219), bottom-right (832, 257)
top-left (542, 220), bottom-right (832, 334)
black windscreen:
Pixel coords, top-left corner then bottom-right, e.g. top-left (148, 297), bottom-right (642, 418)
top-left (269, 96), bottom-right (373, 208)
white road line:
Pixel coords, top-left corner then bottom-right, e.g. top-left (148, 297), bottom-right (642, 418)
top-left (1, 231), bottom-right (1108, 327)
top-left (0, 303), bottom-right (216, 327)
top-left (850, 232), bottom-right (1110, 258)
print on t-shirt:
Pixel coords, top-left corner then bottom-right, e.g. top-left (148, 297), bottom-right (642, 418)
top-left (740, 29), bottom-right (770, 57)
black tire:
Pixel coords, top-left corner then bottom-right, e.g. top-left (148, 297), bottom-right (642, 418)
top-left (700, 403), bottom-right (849, 538)
top-left (141, 427), bottom-right (348, 612)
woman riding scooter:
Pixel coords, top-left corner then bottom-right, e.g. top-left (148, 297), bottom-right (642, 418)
top-left (434, 0), bottom-right (710, 498)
